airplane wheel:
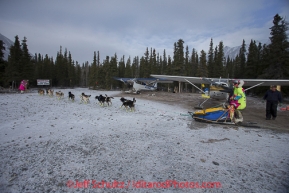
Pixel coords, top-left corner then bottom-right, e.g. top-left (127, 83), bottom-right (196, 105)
top-left (137, 91), bottom-right (140, 94)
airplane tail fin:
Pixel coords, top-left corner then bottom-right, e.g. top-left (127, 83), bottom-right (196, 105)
top-left (153, 82), bottom-right (158, 88)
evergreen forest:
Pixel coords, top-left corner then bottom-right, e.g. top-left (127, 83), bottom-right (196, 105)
top-left (0, 14), bottom-right (288, 95)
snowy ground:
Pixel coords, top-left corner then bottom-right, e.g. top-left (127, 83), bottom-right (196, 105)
top-left (0, 88), bottom-right (288, 193)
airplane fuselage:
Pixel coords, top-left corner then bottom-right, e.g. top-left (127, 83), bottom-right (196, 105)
top-left (133, 81), bottom-right (157, 92)
top-left (202, 83), bottom-right (230, 100)
top-left (209, 90), bottom-right (229, 100)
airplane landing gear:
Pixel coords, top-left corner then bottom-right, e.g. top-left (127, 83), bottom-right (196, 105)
top-left (194, 98), bottom-right (210, 109)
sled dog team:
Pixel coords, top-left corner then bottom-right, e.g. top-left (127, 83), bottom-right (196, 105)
top-left (37, 89), bottom-right (136, 111)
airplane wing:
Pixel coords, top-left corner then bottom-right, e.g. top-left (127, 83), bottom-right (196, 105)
top-left (232, 79), bottom-right (289, 86)
top-left (113, 77), bottom-right (173, 84)
top-left (150, 75), bottom-right (228, 85)
top-left (113, 77), bottom-right (136, 84)
top-left (150, 75), bottom-right (289, 86)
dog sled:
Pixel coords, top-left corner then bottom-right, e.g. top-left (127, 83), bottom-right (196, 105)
top-left (188, 103), bottom-right (260, 128)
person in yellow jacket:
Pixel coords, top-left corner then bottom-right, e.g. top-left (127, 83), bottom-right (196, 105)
top-left (229, 80), bottom-right (246, 123)
top-left (232, 80), bottom-right (246, 109)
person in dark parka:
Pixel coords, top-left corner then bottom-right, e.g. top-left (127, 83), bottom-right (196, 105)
top-left (263, 85), bottom-right (282, 120)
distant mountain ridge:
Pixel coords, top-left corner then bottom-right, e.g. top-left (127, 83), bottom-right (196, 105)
top-left (223, 40), bottom-right (268, 60)
top-left (0, 33), bottom-right (14, 61)
top-left (224, 45), bottom-right (243, 59)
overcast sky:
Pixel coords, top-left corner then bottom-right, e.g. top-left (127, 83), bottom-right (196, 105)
top-left (1, 0), bottom-right (288, 64)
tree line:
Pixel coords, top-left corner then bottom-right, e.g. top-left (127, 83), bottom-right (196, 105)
top-left (0, 14), bottom-right (288, 94)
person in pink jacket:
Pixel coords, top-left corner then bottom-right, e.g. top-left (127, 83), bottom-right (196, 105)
top-left (18, 80), bottom-right (26, 93)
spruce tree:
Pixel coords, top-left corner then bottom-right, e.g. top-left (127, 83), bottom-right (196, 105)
top-left (238, 39), bottom-right (247, 77)
top-left (150, 48), bottom-right (157, 74)
top-left (233, 55), bottom-right (240, 78)
top-left (159, 55), bottom-right (163, 75)
top-left (156, 53), bottom-right (161, 74)
top-left (55, 46), bottom-right (63, 86)
top-left (5, 35), bottom-right (22, 86)
top-left (173, 39), bottom-right (185, 75)
top-left (185, 45), bottom-right (190, 76)
top-left (256, 42), bottom-right (262, 75)
top-left (131, 56), bottom-right (139, 77)
top-left (166, 55), bottom-right (172, 75)
top-left (75, 62), bottom-right (81, 87)
top-left (197, 50), bottom-right (208, 77)
top-left (216, 41), bottom-right (225, 77)
top-left (139, 56), bottom-right (145, 78)
top-left (190, 48), bottom-right (198, 76)
top-left (81, 63), bottom-right (85, 87)
top-left (43, 54), bottom-right (51, 79)
top-left (212, 46), bottom-right (218, 77)
top-left (143, 48), bottom-right (150, 77)
top-left (257, 44), bottom-right (269, 77)
top-left (68, 52), bottom-right (76, 87)
top-left (103, 56), bottom-right (111, 89)
top-left (162, 50), bottom-right (167, 75)
top-left (224, 56), bottom-right (233, 78)
top-left (63, 48), bottom-right (69, 86)
top-left (207, 38), bottom-right (214, 77)
top-left (245, 40), bottom-right (258, 78)
top-left (118, 56), bottom-right (125, 78)
top-left (172, 42), bottom-right (177, 74)
top-left (81, 62), bottom-right (89, 87)
top-left (89, 51), bottom-right (98, 89)
top-left (125, 57), bottom-right (132, 77)
top-left (111, 53), bottom-right (118, 88)
top-left (34, 53), bottom-right (41, 80)
top-left (21, 37), bottom-right (33, 81)
top-left (262, 14), bottom-right (289, 79)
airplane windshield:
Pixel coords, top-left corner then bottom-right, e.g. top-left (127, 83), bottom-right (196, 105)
top-left (135, 80), bottom-right (146, 85)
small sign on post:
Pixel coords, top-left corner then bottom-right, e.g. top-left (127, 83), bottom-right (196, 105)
top-left (37, 79), bottom-right (50, 86)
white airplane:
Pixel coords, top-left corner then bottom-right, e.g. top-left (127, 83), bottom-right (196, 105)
top-left (113, 77), bottom-right (172, 94)
top-left (151, 74), bottom-right (289, 108)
